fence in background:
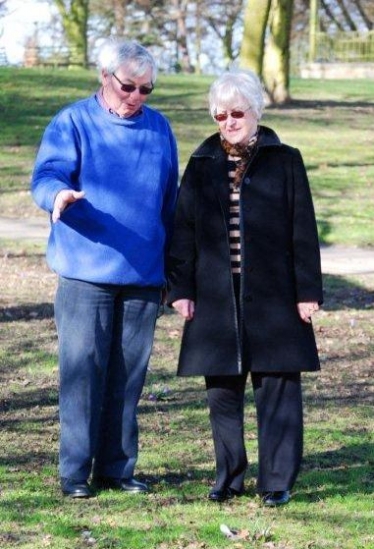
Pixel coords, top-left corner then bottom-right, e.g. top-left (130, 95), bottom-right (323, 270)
top-left (23, 45), bottom-right (89, 68)
top-left (315, 31), bottom-right (374, 63)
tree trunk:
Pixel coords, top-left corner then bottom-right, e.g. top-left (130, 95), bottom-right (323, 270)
top-left (195, 0), bottom-right (202, 74)
top-left (335, 0), bottom-right (357, 30)
top-left (321, 0), bottom-right (345, 31)
top-left (263, 0), bottom-right (294, 104)
top-left (355, 0), bottom-right (373, 30)
top-left (112, 0), bottom-right (128, 36)
top-left (172, 0), bottom-right (193, 73)
top-left (54, 0), bottom-right (89, 67)
top-left (240, 0), bottom-right (272, 74)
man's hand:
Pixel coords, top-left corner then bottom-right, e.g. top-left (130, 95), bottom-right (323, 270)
top-left (52, 190), bottom-right (85, 223)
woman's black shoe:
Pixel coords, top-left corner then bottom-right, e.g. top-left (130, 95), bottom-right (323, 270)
top-left (262, 490), bottom-right (290, 506)
top-left (208, 487), bottom-right (242, 502)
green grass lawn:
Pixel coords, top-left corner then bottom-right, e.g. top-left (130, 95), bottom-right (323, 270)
top-left (0, 69), bottom-right (373, 548)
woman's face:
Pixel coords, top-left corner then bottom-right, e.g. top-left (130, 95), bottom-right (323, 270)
top-left (215, 101), bottom-right (258, 147)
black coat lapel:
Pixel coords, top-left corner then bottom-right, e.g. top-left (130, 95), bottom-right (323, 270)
top-left (210, 148), bottom-right (231, 227)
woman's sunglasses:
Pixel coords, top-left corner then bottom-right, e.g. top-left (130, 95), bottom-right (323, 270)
top-left (213, 107), bottom-right (251, 122)
top-left (112, 73), bottom-right (154, 95)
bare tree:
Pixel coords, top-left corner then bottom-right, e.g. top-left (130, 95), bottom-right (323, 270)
top-left (0, 0), bottom-right (8, 58)
top-left (205, 0), bottom-right (244, 66)
top-left (320, 0), bottom-right (345, 31)
top-left (0, 0), bottom-right (8, 35)
top-left (355, 0), bottom-right (373, 29)
top-left (89, 0), bottom-right (131, 37)
top-left (294, 0), bottom-right (374, 33)
top-left (170, 0), bottom-right (193, 72)
top-left (87, 0), bottom-right (244, 72)
top-left (335, 0), bottom-right (357, 30)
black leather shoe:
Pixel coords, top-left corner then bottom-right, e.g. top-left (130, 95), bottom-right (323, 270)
top-left (61, 478), bottom-right (92, 498)
top-left (208, 487), bottom-right (242, 502)
top-left (262, 490), bottom-right (290, 506)
top-left (95, 477), bottom-right (149, 492)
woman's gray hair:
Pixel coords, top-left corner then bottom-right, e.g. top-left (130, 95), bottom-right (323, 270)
top-left (209, 69), bottom-right (265, 121)
top-left (97, 38), bottom-right (157, 83)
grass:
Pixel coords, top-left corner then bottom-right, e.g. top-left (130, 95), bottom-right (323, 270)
top-left (0, 69), bottom-right (374, 548)
top-left (0, 251), bottom-right (373, 548)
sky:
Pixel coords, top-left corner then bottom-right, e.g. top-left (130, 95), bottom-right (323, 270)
top-left (0, 0), bottom-right (54, 64)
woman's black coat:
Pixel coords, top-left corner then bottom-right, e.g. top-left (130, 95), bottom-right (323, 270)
top-left (167, 126), bottom-right (323, 376)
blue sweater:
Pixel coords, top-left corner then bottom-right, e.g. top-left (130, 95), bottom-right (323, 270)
top-left (31, 95), bottom-right (179, 287)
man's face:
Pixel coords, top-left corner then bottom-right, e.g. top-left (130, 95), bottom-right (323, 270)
top-left (102, 63), bottom-right (153, 117)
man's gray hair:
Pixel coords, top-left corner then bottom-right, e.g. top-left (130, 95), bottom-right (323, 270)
top-left (97, 38), bottom-right (157, 83)
top-left (209, 69), bottom-right (265, 121)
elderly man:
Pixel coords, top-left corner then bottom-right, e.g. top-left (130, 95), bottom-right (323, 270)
top-left (31, 38), bottom-right (178, 498)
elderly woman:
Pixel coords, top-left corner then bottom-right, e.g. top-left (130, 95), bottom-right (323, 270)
top-left (31, 39), bottom-right (178, 498)
top-left (167, 69), bottom-right (323, 506)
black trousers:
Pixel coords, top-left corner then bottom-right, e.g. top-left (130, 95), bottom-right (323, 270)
top-left (205, 372), bottom-right (303, 494)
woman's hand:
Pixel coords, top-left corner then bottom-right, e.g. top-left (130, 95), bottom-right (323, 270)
top-left (297, 301), bottom-right (319, 324)
top-left (172, 299), bottom-right (195, 321)
top-left (52, 190), bottom-right (85, 222)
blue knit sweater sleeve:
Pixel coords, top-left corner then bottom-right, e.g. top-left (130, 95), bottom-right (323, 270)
top-left (31, 95), bottom-right (179, 286)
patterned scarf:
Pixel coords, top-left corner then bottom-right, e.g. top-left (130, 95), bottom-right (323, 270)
top-left (220, 132), bottom-right (258, 188)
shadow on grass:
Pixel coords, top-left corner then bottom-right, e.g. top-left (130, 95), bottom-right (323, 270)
top-left (0, 443), bottom-right (372, 501)
top-left (0, 303), bottom-right (54, 322)
top-left (4, 267), bottom-right (369, 321)
top-left (322, 274), bottom-right (374, 311)
top-left (298, 443), bottom-right (374, 501)
top-left (0, 384), bottom-right (58, 416)
top-left (144, 442), bottom-right (374, 500)
top-left (0, 450), bottom-right (55, 471)
top-left (272, 99), bottom-right (374, 110)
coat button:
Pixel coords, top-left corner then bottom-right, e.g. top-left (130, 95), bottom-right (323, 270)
top-left (244, 295), bottom-right (253, 302)
top-left (243, 177), bottom-right (251, 185)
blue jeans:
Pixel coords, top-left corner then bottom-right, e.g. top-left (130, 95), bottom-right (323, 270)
top-left (55, 277), bottom-right (160, 481)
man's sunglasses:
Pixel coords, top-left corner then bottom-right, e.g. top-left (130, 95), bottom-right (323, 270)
top-left (112, 73), bottom-right (154, 95)
top-left (213, 107), bottom-right (251, 122)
